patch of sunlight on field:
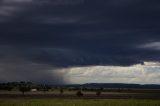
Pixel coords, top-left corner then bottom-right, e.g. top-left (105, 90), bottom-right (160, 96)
top-left (0, 99), bottom-right (160, 106)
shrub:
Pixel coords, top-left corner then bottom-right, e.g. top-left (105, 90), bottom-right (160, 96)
top-left (76, 90), bottom-right (83, 97)
top-left (96, 90), bottom-right (101, 96)
top-left (19, 82), bottom-right (31, 95)
top-left (60, 88), bottom-right (64, 94)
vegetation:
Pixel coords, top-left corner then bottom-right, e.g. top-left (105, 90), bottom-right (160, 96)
top-left (19, 82), bottom-right (31, 95)
top-left (76, 90), bottom-right (83, 97)
top-left (96, 89), bottom-right (101, 96)
top-left (0, 82), bottom-right (160, 106)
top-left (0, 99), bottom-right (160, 106)
top-left (60, 88), bottom-right (64, 94)
top-left (41, 85), bottom-right (51, 93)
top-left (1, 82), bottom-right (160, 94)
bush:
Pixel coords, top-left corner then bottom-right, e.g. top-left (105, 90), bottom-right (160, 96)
top-left (96, 90), bottom-right (101, 96)
top-left (76, 90), bottom-right (83, 97)
top-left (19, 82), bottom-right (31, 95)
top-left (60, 88), bottom-right (64, 94)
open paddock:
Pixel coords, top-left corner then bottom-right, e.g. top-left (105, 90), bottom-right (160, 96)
top-left (0, 99), bottom-right (160, 106)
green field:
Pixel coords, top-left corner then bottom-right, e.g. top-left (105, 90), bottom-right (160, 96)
top-left (0, 99), bottom-right (160, 106)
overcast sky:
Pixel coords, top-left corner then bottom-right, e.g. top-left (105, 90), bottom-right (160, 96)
top-left (0, 0), bottom-right (160, 84)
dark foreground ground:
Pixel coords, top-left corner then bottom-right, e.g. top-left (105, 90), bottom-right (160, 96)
top-left (1, 99), bottom-right (160, 106)
top-left (0, 93), bottom-right (160, 99)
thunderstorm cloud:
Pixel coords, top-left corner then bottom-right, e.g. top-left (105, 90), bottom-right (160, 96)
top-left (0, 0), bottom-right (160, 84)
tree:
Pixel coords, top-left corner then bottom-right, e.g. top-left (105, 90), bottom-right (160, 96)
top-left (42, 85), bottom-right (49, 93)
top-left (96, 89), bottom-right (101, 96)
top-left (76, 90), bottom-right (83, 97)
top-left (19, 82), bottom-right (31, 95)
top-left (5, 85), bottom-right (13, 91)
top-left (60, 88), bottom-right (64, 94)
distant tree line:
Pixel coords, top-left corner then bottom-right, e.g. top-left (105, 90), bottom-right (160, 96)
top-left (0, 82), bottom-right (50, 91)
top-left (1, 82), bottom-right (160, 94)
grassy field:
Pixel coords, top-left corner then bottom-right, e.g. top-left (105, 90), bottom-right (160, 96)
top-left (0, 99), bottom-right (160, 106)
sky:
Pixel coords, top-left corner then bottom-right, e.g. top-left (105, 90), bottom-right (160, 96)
top-left (0, 0), bottom-right (160, 84)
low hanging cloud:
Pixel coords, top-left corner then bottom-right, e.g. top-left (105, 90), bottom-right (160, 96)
top-left (65, 62), bottom-right (160, 84)
top-left (139, 42), bottom-right (160, 51)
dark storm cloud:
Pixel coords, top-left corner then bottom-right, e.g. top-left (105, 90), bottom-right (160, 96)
top-left (0, 0), bottom-right (160, 83)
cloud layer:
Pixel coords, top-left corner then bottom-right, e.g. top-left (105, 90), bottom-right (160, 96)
top-left (65, 62), bottom-right (160, 84)
top-left (0, 0), bottom-right (160, 83)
